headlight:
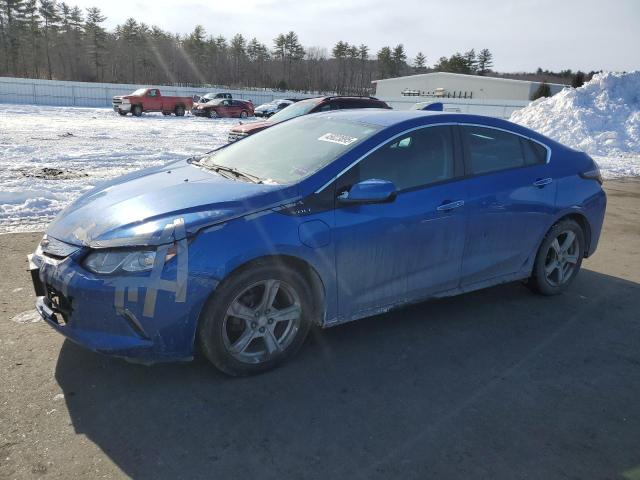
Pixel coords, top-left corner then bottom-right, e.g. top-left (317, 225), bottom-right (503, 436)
top-left (83, 246), bottom-right (177, 274)
top-left (121, 98), bottom-right (130, 104)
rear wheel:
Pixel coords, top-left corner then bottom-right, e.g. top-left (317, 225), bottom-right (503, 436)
top-left (529, 219), bottom-right (585, 295)
top-left (198, 262), bottom-right (313, 376)
top-left (132, 105), bottom-right (142, 117)
top-left (175, 105), bottom-right (185, 116)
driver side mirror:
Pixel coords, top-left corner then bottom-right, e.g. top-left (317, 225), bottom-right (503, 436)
top-left (337, 179), bottom-right (397, 205)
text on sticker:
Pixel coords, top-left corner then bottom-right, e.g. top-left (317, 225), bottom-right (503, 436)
top-left (318, 133), bottom-right (358, 146)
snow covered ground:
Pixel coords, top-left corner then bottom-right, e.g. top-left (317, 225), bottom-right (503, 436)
top-left (510, 71), bottom-right (640, 178)
top-left (0, 105), bottom-right (250, 233)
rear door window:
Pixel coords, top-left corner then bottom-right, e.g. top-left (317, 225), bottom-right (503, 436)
top-left (461, 126), bottom-right (526, 174)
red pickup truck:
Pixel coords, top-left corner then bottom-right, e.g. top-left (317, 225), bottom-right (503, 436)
top-left (112, 88), bottom-right (193, 117)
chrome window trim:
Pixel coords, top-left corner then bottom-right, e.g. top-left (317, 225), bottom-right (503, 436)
top-left (314, 121), bottom-right (552, 194)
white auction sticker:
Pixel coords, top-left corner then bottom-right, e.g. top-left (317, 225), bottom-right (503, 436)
top-left (318, 133), bottom-right (358, 146)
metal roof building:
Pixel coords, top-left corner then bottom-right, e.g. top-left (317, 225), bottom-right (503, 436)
top-left (373, 72), bottom-right (566, 102)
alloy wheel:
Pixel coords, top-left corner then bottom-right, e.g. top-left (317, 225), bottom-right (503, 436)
top-left (544, 230), bottom-right (580, 287)
top-left (222, 279), bottom-right (302, 364)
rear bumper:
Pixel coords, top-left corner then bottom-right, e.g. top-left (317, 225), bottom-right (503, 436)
top-left (585, 189), bottom-right (607, 257)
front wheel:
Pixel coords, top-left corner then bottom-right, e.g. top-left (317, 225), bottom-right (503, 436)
top-left (198, 262), bottom-right (313, 376)
top-left (240, 110), bottom-right (249, 118)
top-left (131, 105), bottom-right (142, 117)
top-left (529, 219), bottom-right (585, 295)
top-left (117, 109), bottom-right (127, 116)
top-left (206, 109), bottom-right (217, 119)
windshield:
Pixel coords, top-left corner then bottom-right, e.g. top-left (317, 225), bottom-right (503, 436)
top-left (203, 93), bottom-right (218, 100)
top-left (131, 88), bottom-right (147, 96)
top-left (200, 116), bottom-right (381, 184)
top-left (268, 100), bottom-right (319, 123)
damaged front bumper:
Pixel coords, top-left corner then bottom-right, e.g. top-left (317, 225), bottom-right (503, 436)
top-left (28, 237), bottom-right (218, 363)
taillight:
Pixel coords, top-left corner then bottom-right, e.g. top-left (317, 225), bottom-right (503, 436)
top-left (580, 157), bottom-right (603, 185)
top-left (580, 167), bottom-right (603, 185)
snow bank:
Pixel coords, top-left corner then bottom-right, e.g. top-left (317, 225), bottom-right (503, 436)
top-left (510, 71), bottom-right (640, 178)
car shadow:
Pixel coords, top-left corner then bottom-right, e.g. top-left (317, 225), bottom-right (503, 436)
top-left (55, 269), bottom-right (640, 479)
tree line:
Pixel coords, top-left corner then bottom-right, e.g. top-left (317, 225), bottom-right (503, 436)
top-left (0, 0), bottom-right (506, 94)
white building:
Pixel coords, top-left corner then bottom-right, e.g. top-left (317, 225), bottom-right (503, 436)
top-left (373, 72), bottom-right (567, 118)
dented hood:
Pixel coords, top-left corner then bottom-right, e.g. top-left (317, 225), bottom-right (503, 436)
top-left (46, 159), bottom-right (297, 248)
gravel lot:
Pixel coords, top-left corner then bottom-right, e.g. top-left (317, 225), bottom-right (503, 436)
top-left (1, 179), bottom-right (639, 480)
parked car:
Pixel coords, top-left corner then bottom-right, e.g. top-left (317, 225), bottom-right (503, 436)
top-left (192, 98), bottom-right (254, 118)
top-left (227, 96), bottom-right (391, 142)
top-left (254, 99), bottom-right (294, 117)
top-left (28, 110), bottom-right (606, 376)
top-left (194, 92), bottom-right (232, 103)
top-left (112, 88), bottom-right (193, 116)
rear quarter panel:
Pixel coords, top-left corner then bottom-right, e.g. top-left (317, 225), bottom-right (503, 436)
top-left (547, 147), bottom-right (607, 256)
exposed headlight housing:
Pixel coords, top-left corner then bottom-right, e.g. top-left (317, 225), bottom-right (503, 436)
top-left (121, 98), bottom-right (130, 104)
top-left (83, 245), bottom-right (177, 275)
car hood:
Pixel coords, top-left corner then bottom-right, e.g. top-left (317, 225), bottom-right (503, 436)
top-left (46, 159), bottom-right (298, 248)
top-left (230, 121), bottom-right (271, 134)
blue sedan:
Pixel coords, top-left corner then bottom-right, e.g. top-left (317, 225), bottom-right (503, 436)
top-left (29, 110), bottom-right (607, 375)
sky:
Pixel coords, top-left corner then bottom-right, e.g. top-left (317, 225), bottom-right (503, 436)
top-left (70, 0), bottom-right (639, 72)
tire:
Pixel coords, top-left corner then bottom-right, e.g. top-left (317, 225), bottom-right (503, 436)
top-left (240, 110), bottom-right (248, 118)
top-left (117, 109), bottom-right (127, 116)
top-left (528, 219), bottom-right (585, 295)
top-left (132, 105), bottom-right (142, 117)
top-left (198, 261), bottom-right (313, 376)
top-left (175, 105), bottom-right (185, 117)
top-left (206, 109), bottom-right (217, 119)
top-left (162, 111), bottom-right (171, 116)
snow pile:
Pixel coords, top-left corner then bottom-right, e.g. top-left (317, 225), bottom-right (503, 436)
top-left (510, 71), bottom-right (640, 178)
top-left (0, 105), bottom-right (251, 233)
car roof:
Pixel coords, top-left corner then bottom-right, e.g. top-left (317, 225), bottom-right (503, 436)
top-left (309, 109), bottom-right (553, 144)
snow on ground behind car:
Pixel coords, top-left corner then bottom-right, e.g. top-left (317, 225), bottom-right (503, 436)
top-left (510, 71), bottom-right (640, 178)
top-left (0, 105), bottom-right (250, 233)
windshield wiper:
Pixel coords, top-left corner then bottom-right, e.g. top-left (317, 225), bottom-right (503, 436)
top-left (197, 160), bottom-right (263, 184)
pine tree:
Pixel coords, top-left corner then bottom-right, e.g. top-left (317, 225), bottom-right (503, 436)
top-left (376, 46), bottom-right (392, 79)
top-left (391, 44), bottom-right (406, 77)
top-left (413, 51), bottom-right (426, 72)
top-left (571, 71), bottom-right (585, 88)
top-left (477, 48), bottom-right (493, 75)
top-left (39, 0), bottom-right (60, 79)
top-left (2, 0), bottom-right (27, 74)
top-left (463, 49), bottom-right (477, 73)
top-left (23, 0), bottom-right (39, 76)
top-left (531, 81), bottom-right (551, 100)
top-left (84, 7), bottom-right (106, 81)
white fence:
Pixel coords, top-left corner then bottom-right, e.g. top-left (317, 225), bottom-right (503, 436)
top-left (382, 97), bottom-right (530, 119)
top-left (0, 77), bottom-right (312, 108)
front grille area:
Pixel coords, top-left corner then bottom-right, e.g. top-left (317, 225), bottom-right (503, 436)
top-left (228, 131), bottom-right (248, 143)
top-left (112, 97), bottom-right (122, 105)
top-left (45, 285), bottom-right (73, 326)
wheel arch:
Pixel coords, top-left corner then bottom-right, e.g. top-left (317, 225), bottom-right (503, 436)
top-left (541, 210), bottom-right (593, 258)
top-left (202, 254), bottom-right (326, 328)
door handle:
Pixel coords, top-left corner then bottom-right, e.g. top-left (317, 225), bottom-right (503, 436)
top-left (437, 200), bottom-right (465, 211)
top-left (533, 178), bottom-right (553, 187)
